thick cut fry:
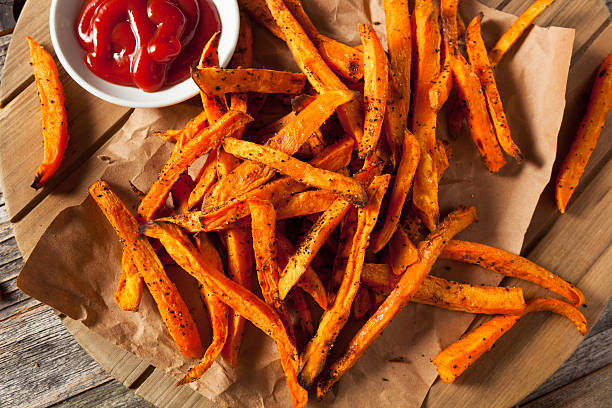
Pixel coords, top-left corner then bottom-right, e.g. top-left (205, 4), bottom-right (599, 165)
top-left (433, 296), bottom-right (586, 383)
top-left (275, 190), bottom-right (337, 220)
top-left (291, 289), bottom-right (314, 337)
top-left (115, 251), bottom-right (143, 311)
top-left (384, 227), bottom-right (419, 275)
top-left (178, 236), bottom-right (229, 385)
top-left (429, 65), bottom-right (453, 112)
top-left (89, 181), bottom-right (203, 359)
top-left (384, 77), bottom-right (406, 167)
top-left (298, 175), bottom-right (390, 389)
top-left (171, 173), bottom-right (195, 214)
top-left (137, 111), bottom-right (252, 222)
top-left (223, 138), bottom-right (368, 206)
top-left (361, 263), bottom-right (525, 315)
top-left (197, 33), bottom-right (229, 125)
top-left (435, 139), bottom-right (451, 181)
top-left (384, 0), bottom-right (412, 118)
top-left (488, 0), bottom-right (557, 66)
top-left (230, 11), bottom-right (253, 70)
top-left (192, 67), bottom-right (306, 95)
top-left (264, 0), bottom-right (364, 143)
top-left (203, 91), bottom-right (355, 211)
top-left (451, 54), bottom-right (506, 172)
top-left (466, 15), bottom-right (523, 162)
top-left (221, 227), bottom-right (254, 366)
top-left (238, 0), bottom-right (364, 82)
top-left (440, 240), bottom-right (585, 306)
top-left (411, 0), bottom-right (441, 230)
top-left (370, 130), bottom-right (420, 252)
top-left (141, 222), bottom-right (307, 407)
top-left (353, 286), bottom-right (372, 319)
top-left (279, 198), bottom-right (351, 300)
top-left (188, 153), bottom-right (219, 210)
top-left (316, 206), bottom-right (477, 397)
top-left (27, 37), bottom-right (69, 189)
top-left (358, 24), bottom-right (389, 158)
top-left (556, 52), bottom-right (612, 213)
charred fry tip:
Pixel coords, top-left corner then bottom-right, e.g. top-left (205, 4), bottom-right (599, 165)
top-left (31, 174), bottom-right (44, 190)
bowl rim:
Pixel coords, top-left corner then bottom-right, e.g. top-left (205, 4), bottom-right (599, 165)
top-left (49, 0), bottom-right (240, 108)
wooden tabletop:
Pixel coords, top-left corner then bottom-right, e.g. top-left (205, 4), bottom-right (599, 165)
top-left (0, 1), bottom-right (610, 407)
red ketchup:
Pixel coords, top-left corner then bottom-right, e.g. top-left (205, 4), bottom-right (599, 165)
top-left (76, 0), bottom-right (221, 92)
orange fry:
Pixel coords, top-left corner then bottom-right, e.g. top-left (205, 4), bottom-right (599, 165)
top-left (556, 51), bottom-right (612, 213)
top-left (384, 226), bottom-right (419, 275)
top-left (170, 173), bottom-right (195, 214)
top-left (384, 0), bottom-right (412, 118)
top-left (383, 76), bottom-right (406, 167)
top-left (114, 251), bottom-right (143, 312)
top-left (188, 152), bottom-right (219, 210)
top-left (275, 190), bottom-right (337, 220)
top-left (298, 174), bottom-right (390, 389)
top-left (192, 67), bottom-right (306, 95)
top-left (89, 181), bottom-right (203, 359)
top-left (316, 206), bottom-right (477, 397)
top-left (353, 286), bottom-right (372, 320)
top-left (27, 36), bottom-right (69, 189)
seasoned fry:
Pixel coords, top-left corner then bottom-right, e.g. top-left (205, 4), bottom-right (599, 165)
top-left (383, 76), bottom-right (406, 167)
top-left (27, 36), bottom-right (69, 189)
top-left (466, 15), bottom-right (523, 161)
top-left (89, 181), bottom-right (203, 359)
top-left (114, 251), bottom-right (143, 312)
top-left (197, 33), bottom-right (229, 125)
top-left (298, 174), bottom-right (390, 389)
top-left (451, 54), bottom-right (506, 172)
top-left (384, 0), bottom-right (412, 118)
top-left (275, 190), bottom-right (337, 220)
top-left (440, 240), bottom-right (585, 306)
top-left (316, 206), bottom-right (477, 397)
top-left (435, 139), bottom-right (451, 181)
top-left (171, 173), bottom-right (195, 214)
top-left (370, 130), bottom-right (420, 252)
top-left (222, 137), bottom-right (368, 206)
top-left (556, 51), bottom-right (612, 213)
top-left (429, 64), bottom-right (453, 112)
top-left (137, 111), bottom-right (252, 222)
top-left (353, 286), bottom-right (372, 319)
top-left (203, 90), bottom-right (355, 211)
top-left (177, 235), bottom-right (229, 385)
top-left (384, 227), bottom-right (419, 275)
top-left (192, 67), bottom-right (306, 95)
top-left (488, 0), bottom-right (557, 66)
top-left (141, 222), bottom-right (307, 407)
top-left (154, 128), bottom-right (183, 143)
top-left (279, 198), bottom-right (351, 300)
top-left (188, 152), bottom-right (219, 210)
top-left (411, 0), bottom-right (442, 230)
top-left (291, 288), bottom-right (314, 338)
top-left (264, 0), bottom-right (364, 144)
top-left (358, 24), bottom-right (389, 158)
top-left (433, 296), bottom-right (586, 383)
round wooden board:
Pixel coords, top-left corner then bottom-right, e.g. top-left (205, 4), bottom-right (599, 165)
top-left (2, 0), bottom-right (611, 407)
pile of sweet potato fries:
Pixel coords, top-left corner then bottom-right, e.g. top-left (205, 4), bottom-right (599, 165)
top-left (75, 0), bottom-right (612, 406)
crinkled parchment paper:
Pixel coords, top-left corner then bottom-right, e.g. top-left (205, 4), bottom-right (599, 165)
top-left (18, 1), bottom-right (574, 406)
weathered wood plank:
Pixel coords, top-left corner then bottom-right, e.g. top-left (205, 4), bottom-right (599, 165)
top-left (49, 379), bottom-right (154, 408)
top-left (0, 33), bottom-right (12, 78)
top-left (135, 368), bottom-right (214, 408)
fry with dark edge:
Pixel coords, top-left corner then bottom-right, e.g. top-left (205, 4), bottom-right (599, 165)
top-left (556, 51), bottom-right (612, 213)
top-left (137, 110), bottom-right (252, 222)
top-left (440, 240), bottom-right (586, 306)
top-left (140, 222), bottom-right (307, 407)
top-left (384, 0), bottom-right (412, 118)
top-left (275, 190), bottom-right (337, 220)
top-left (222, 137), bottom-right (368, 207)
top-left (428, 0), bottom-right (458, 112)
top-left (384, 226), bottom-right (418, 275)
top-left (433, 296), bottom-right (586, 383)
top-left (114, 251), bottom-right (143, 312)
top-left (170, 173), bottom-right (195, 214)
top-left (27, 36), bottom-right (69, 190)
top-left (466, 14), bottom-right (523, 161)
top-left (89, 181), bottom-right (203, 359)
top-left (384, 76), bottom-right (406, 167)
top-left (488, 0), bottom-right (557, 67)
top-left (316, 206), bottom-right (477, 397)
top-left (192, 67), bottom-right (306, 95)
top-left (298, 174), bottom-right (390, 389)
top-left (358, 23), bottom-right (389, 159)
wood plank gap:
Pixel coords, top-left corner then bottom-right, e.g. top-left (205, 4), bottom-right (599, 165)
top-left (9, 108), bottom-right (134, 223)
top-left (497, 0), bottom-right (515, 11)
top-left (0, 28), bottom-right (14, 37)
top-left (0, 74), bottom-right (33, 108)
top-left (0, 301), bottom-right (44, 322)
top-left (128, 365), bottom-right (156, 390)
top-left (46, 378), bottom-right (116, 408)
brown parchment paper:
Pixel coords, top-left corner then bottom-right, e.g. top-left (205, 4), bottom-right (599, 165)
top-left (17, 1), bottom-right (574, 407)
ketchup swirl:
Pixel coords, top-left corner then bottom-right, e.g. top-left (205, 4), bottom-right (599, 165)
top-left (76, 0), bottom-right (221, 92)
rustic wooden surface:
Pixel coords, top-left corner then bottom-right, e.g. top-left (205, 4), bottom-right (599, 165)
top-left (0, 1), bottom-right (610, 407)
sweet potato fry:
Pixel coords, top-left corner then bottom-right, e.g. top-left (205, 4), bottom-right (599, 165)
top-left (353, 286), bottom-right (372, 320)
top-left (177, 235), bottom-right (229, 385)
top-left (447, 98), bottom-right (466, 140)
top-left (556, 51), bottom-right (612, 213)
top-left (384, 227), bottom-right (419, 275)
top-left (298, 174), bottom-right (390, 389)
top-left (275, 190), bottom-right (337, 220)
top-left (197, 33), bottom-right (229, 124)
top-left (114, 251), bottom-right (143, 312)
top-left (264, 0), bottom-right (364, 144)
top-left (383, 77), bottom-right (406, 167)
top-left (370, 130), bottom-right (420, 252)
top-left (291, 288), bottom-right (314, 338)
top-left (435, 139), bottom-right (451, 181)
top-left (140, 222), bottom-right (307, 407)
top-left (230, 11), bottom-right (253, 70)
top-left (488, 0), bottom-right (557, 67)
top-left (89, 181), bottom-right (203, 359)
top-left (466, 15), bottom-right (523, 161)
top-left (411, 0), bottom-right (441, 230)
top-left (171, 173), bottom-right (195, 214)
top-left (316, 206), bottom-right (477, 397)
top-left (27, 37), bottom-right (69, 189)
top-left (429, 65), bottom-right (453, 112)
top-left (279, 198), bottom-right (351, 300)
top-left (137, 110), bottom-right (252, 222)
top-left (192, 67), bottom-right (306, 95)
top-left (451, 54), bottom-right (506, 172)
top-left (384, 0), bottom-right (412, 118)
top-left (433, 296), bottom-right (586, 383)
top-left (358, 24), bottom-right (389, 159)
top-left (203, 90), bottom-right (355, 211)
top-left (222, 138), bottom-right (368, 206)
top-left (440, 240), bottom-right (585, 306)
top-left (154, 128), bottom-right (183, 144)
top-left (188, 152), bottom-right (219, 210)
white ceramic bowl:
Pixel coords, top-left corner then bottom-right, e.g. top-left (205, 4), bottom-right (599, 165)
top-left (49, 0), bottom-right (240, 108)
